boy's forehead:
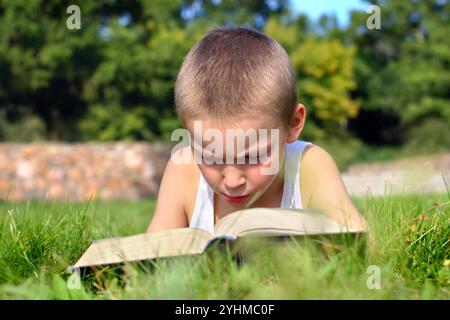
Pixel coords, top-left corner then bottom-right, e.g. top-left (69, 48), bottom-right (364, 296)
top-left (184, 115), bottom-right (282, 131)
top-left (192, 135), bottom-right (272, 150)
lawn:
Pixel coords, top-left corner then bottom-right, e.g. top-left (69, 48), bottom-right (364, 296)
top-left (0, 193), bottom-right (448, 299)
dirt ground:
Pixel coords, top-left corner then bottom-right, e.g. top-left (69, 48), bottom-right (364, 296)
top-left (341, 152), bottom-right (450, 197)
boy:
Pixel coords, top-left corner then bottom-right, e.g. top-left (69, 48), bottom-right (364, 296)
top-left (147, 26), bottom-right (367, 234)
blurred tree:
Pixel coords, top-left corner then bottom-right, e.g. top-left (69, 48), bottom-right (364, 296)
top-left (79, 0), bottom-right (195, 140)
top-left (0, 0), bottom-right (294, 141)
top-left (1, 0), bottom-right (447, 156)
top-left (0, 1), bottom-right (103, 140)
top-left (265, 17), bottom-right (359, 140)
top-left (181, 0), bottom-right (292, 29)
top-left (347, 0), bottom-right (450, 148)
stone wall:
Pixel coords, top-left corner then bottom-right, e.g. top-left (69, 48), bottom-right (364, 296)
top-left (0, 142), bottom-right (172, 202)
top-left (1, 142), bottom-right (448, 202)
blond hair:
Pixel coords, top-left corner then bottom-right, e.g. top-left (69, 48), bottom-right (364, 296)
top-left (174, 26), bottom-right (298, 127)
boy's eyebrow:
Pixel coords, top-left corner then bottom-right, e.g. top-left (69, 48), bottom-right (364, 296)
top-left (237, 143), bottom-right (272, 156)
top-left (192, 141), bottom-right (272, 156)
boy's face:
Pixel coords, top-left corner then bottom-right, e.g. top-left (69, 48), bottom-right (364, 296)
top-left (184, 114), bottom-right (292, 209)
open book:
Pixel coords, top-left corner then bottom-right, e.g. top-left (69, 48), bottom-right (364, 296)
top-left (69, 208), bottom-right (365, 272)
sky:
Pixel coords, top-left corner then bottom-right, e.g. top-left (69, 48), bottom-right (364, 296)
top-left (291, 0), bottom-right (369, 26)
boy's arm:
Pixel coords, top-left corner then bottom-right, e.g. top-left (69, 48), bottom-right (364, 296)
top-left (146, 153), bottom-right (190, 233)
top-left (300, 145), bottom-right (368, 231)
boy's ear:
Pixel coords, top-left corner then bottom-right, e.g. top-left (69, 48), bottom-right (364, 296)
top-left (287, 104), bottom-right (307, 143)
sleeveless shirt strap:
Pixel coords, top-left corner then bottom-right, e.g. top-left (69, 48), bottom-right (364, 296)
top-left (281, 140), bottom-right (311, 209)
top-left (189, 173), bottom-right (215, 233)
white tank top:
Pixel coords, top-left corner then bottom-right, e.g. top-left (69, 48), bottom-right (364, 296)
top-left (189, 140), bottom-right (312, 233)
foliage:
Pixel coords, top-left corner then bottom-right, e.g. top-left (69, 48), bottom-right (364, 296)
top-left (0, 0), bottom-right (292, 142)
top-left (347, 0), bottom-right (450, 148)
top-left (0, 1), bottom-right (102, 140)
top-left (265, 17), bottom-right (359, 141)
top-left (292, 38), bottom-right (358, 127)
top-left (0, 0), bottom-right (448, 162)
top-left (0, 110), bottom-right (46, 141)
top-left (404, 117), bottom-right (450, 154)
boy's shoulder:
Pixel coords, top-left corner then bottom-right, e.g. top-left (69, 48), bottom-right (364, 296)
top-left (300, 143), bottom-right (339, 177)
top-left (166, 146), bottom-right (201, 218)
top-left (168, 145), bottom-right (199, 168)
top-left (166, 145), bottom-right (201, 177)
top-left (300, 144), bottom-right (341, 205)
top-left (301, 143), bottom-right (334, 165)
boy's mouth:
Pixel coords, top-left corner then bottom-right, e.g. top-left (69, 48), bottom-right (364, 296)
top-left (221, 193), bottom-right (250, 203)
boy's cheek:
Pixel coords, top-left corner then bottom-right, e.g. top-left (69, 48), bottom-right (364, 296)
top-left (259, 150), bottom-right (283, 176)
top-left (197, 164), bottom-right (223, 186)
top-left (246, 166), bottom-right (276, 185)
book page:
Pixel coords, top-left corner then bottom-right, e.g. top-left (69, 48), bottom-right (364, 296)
top-left (214, 208), bottom-right (359, 238)
top-left (72, 228), bottom-right (213, 269)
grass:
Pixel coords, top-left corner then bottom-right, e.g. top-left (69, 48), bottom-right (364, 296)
top-left (0, 194), bottom-right (448, 299)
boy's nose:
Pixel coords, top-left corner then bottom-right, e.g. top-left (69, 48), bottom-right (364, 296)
top-left (222, 166), bottom-right (246, 190)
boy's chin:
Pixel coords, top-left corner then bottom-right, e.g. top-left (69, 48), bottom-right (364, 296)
top-left (220, 193), bottom-right (263, 210)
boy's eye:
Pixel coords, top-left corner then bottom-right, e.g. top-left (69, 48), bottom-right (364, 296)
top-left (202, 151), bottom-right (272, 165)
top-left (237, 154), bottom-right (260, 165)
top-left (203, 155), bottom-right (224, 164)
